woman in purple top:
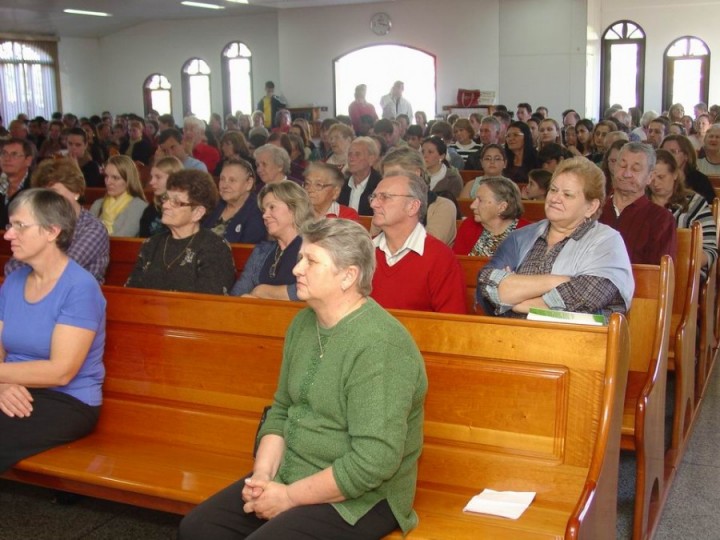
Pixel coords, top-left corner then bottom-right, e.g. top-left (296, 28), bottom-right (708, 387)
top-left (0, 189), bottom-right (106, 472)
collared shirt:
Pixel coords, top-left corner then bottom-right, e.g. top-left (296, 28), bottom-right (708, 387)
top-left (348, 173), bottom-right (370, 211)
top-left (373, 222), bottom-right (426, 267)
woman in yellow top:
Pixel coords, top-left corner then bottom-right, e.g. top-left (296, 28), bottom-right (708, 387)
top-left (90, 155), bottom-right (148, 237)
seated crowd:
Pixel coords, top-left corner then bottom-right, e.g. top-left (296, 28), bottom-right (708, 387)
top-left (0, 95), bottom-right (719, 539)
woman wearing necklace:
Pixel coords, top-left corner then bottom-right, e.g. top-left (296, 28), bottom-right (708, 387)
top-left (453, 176), bottom-right (530, 256)
top-left (203, 158), bottom-right (267, 243)
top-left (230, 180), bottom-right (313, 300)
top-left (125, 170), bottom-right (236, 295)
top-left (180, 219), bottom-right (428, 539)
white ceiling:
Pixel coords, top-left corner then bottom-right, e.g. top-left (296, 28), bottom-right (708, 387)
top-left (0, 0), bottom-right (390, 39)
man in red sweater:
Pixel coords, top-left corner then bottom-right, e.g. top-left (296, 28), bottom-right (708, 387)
top-left (369, 173), bottom-right (466, 314)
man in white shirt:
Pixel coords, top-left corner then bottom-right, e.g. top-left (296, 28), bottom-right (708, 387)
top-left (380, 81), bottom-right (413, 120)
top-left (337, 137), bottom-right (381, 216)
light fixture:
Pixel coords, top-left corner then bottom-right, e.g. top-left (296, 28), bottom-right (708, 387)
top-left (181, 1), bottom-right (225, 9)
top-left (226, 0), bottom-right (249, 3)
top-left (63, 8), bottom-right (111, 17)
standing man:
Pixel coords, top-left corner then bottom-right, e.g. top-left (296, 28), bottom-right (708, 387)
top-left (380, 81), bottom-right (413, 120)
top-left (257, 81), bottom-right (287, 129)
top-left (0, 138), bottom-right (33, 228)
top-left (599, 142), bottom-right (676, 264)
top-left (369, 172), bottom-right (466, 314)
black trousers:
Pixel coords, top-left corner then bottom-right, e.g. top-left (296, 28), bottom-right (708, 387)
top-left (178, 475), bottom-right (399, 540)
top-left (0, 388), bottom-right (100, 473)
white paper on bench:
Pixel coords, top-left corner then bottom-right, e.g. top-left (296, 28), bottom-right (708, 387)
top-left (463, 489), bottom-right (536, 519)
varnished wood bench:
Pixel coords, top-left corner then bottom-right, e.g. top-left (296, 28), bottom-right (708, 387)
top-left (3, 287), bottom-right (630, 540)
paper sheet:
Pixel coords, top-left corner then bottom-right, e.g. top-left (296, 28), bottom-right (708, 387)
top-left (463, 489), bottom-right (536, 520)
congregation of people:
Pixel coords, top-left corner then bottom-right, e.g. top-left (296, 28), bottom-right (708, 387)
top-left (1, 80), bottom-right (720, 537)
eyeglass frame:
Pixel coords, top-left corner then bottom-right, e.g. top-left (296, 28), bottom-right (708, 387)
top-left (5, 221), bottom-right (40, 233)
top-left (302, 181), bottom-right (336, 192)
top-left (159, 193), bottom-right (196, 209)
top-left (368, 192), bottom-right (416, 204)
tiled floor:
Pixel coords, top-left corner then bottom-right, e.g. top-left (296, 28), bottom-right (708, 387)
top-left (1, 365), bottom-right (718, 539)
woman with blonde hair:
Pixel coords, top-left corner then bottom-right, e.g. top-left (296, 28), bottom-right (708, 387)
top-left (139, 155), bottom-right (184, 237)
top-left (90, 155), bottom-right (148, 237)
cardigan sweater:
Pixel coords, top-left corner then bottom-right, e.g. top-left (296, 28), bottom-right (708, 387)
top-left (371, 234), bottom-right (466, 314)
top-left (258, 299), bottom-right (427, 534)
top-left (90, 196), bottom-right (148, 238)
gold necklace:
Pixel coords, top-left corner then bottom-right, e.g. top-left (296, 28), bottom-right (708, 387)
top-left (163, 232), bottom-right (197, 270)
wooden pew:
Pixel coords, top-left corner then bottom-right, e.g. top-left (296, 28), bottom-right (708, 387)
top-left (458, 198), bottom-right (546, 222)
top-left (666, 224), bottom-right (702, 466)
top-left (103, 237), bottom-right (254, 285)
top-left (697, 199), bottom-right (719, 400)
top-left (621, 258), bottom-right (674, 540)
top-left (460, 169), bottom-right (481, 184)
top-left (4, 287), bottom-right (630, 540)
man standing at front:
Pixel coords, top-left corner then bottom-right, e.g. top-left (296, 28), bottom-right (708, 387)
top-left (599, 142), bottom-right (676, 264)
top-left (380, 81), bottom-right (412, 120)
top-left (370, 173), bottom-right (466, 314)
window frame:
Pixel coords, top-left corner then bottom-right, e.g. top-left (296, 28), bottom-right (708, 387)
top-left (142, 73), bottom-right (173, 118)
top-left (599, 20), bottom-right (646, 118)
top-left (221, 41), bottom-right (253, 117)
top-left (662, 35), bottom-right (710, 113)
top-left (181, 57), bottom-right (212, 120)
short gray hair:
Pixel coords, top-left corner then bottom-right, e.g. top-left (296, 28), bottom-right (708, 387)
top-left (477, 176), bottom-right (524, 220)
top-left (480, 115), bottom-right (501, 130)
top-left (351, 136), bottom-right (380, 158)
top-left (301, 218), bottom-right (376, 297)
top-left (258, 180), bottom-right (314, 231)
top-left (9, 188), bottom-right (76, 252)
top-left (304, 162), bottom-right (344, 187)
top-left (404, 172), bottom-right (429, 221)
top-left (254, 144), bottom-right (291, 175)
top-left (639, 110), bottom-right (659, 128)
top-left (380, 146), bottom-right (429, 184)
top-left (620, 142), bottom-right (656, 172)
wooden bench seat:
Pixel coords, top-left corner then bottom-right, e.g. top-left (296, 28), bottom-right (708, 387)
top-left (4, 287), bottom-right (630, 540)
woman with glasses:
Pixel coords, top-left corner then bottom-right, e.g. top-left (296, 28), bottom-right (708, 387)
top-left (203, 158), bottom-right (267, 243)
top-left (0, 189), bottom-right (105, 473)
top-left (459, 144), bottom-right (508, 199)
top-left (89, 155), bottom-right (148, 237)
top-left (230, 180), bottom-right (314, 299)
top-left (126, 170), bottom-right (235, 294)
top-left (303, 162), bottom-right (359, 220)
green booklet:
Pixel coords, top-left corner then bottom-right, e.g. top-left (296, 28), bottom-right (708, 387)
top-left (527, 307), bottom-right (607, 326)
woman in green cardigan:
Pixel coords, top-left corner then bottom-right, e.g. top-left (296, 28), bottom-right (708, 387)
top-left (179, 218), bottom-right (428, 539)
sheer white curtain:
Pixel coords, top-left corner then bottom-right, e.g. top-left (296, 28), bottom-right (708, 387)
top-left (0, 40), bottom-right (58, 122)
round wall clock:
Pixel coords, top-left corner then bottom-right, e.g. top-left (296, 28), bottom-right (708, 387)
top-left (370, 12), bottom-right (392, 36)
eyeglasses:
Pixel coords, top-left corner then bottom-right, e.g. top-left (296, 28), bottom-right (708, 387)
top-left (303, 181), bottom-right (335, 192)
top-left (368, 192), bottom-right (416, 203)
top-left (5, 221), bottom-right (39, 233)
top-left (159, 193), bottom-right (195, 208)
top-left (505, 132), bottom-right (523, 139)
top-left (1, 151), bottom-right (26, 160)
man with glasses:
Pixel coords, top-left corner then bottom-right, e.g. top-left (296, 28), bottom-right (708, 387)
top-left (0, 138), bottom-right (33, 229)
top-left (369, 172), bottom-right (466, 314)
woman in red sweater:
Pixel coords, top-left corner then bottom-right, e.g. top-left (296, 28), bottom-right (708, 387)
top-left (303, 162), bottom-right (359, 221)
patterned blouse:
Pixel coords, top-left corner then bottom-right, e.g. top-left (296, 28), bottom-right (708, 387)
top-left (469, 219), bottom-right (519, 257)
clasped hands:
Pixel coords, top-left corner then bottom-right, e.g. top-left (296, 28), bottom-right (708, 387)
top-left (242, 474), bottom-right (296, 519)
top-left (0, 383), bottom-right (33, 418)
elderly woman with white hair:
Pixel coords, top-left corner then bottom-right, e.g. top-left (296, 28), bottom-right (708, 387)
top-left (254, 144), bottom-right (300, 187)
top-left (183, 116), bottom-right (221, 173)
top-left (180, 218), bottom-right (427, 539)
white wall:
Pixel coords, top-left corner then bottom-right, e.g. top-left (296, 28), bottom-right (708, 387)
top-left (58, 37), bottom-right (102, 116)
top-left (499, 0), bottom-right (589, 120)
top-left (95, 12), bottom-right (280, 120)
top-left (277, 0), bottom-right (500, 118)
top-left (600, 0), bottom-right (720, 113)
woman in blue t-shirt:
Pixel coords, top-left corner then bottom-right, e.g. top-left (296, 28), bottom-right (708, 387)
top-left (0, 188), bottom-right (106, 472)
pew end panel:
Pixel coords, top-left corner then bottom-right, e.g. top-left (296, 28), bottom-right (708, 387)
top-left (622, 258), bottom-right (674, 540)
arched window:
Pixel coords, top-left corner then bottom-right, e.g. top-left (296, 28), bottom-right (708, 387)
top-left (143, 74), bottom-right (172, 117)
top-left (222, 42), bottom-right (253, 117)
top-left (600, 20), bottom-right (645, 117)
top-left (334, 45), bottom-right (436, 121)
top-left (663, 36), bottom-right (710, 113)
top-left (0, 39), bottom-right (59, 121)
top-left (181, 58), bottom-right (211, 122)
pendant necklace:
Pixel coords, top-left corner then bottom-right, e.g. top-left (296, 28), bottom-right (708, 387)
top-left (163, 232), bottom-right (196, 270)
